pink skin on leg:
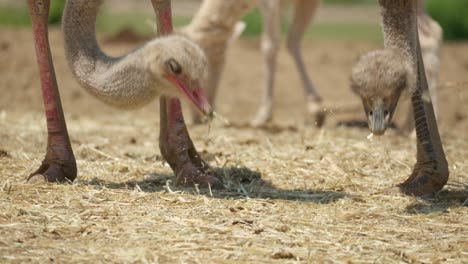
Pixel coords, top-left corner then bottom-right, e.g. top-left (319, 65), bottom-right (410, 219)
top-left (26, 0), bottom-right (77, 183)
top-left (151, 0), bottom-right (222, 188)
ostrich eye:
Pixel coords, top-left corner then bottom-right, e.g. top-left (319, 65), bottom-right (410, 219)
top-left (166, 58), bottom-right (182, 75)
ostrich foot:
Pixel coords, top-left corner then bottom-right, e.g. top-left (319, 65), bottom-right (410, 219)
top-left (27, 136), bottom-right (77, 184)
top-left (27, 154), bottom-right (77, 184)
top-left (27, 160), bottom-right (77, 183)
top-left (250, 103), bottom-right (273, 127)
top-left (398, 169), bottom-right (448, 197)
top-left (174, 160), bottom-right (223, 189)
top-left (160, 126), bottom-right (223, 189)
top-left (306, 98), bottom-right (326, 127)
top-left (177, 141), bottom-right (223, 189)
top-left (162, 145), bottom-right (223, 189)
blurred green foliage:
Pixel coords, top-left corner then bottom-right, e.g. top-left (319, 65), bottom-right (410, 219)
top-left (323, 0), bottom-right (374, 5)
top-left (241, 9), bottom-right (263, 36)
top-left (241, 6), bottom-right (380, 41)
top-left (12, 0), bottom-right (467, 42)
top-left (0, 0), bottom-right (65, 26)
top-left (241, 0), bottom-right (375, 36)
top-left (427, 0), bottom-right (468, 40)
top-left (48, 0), bottom-right (66, 24)
top-left (0, 7), bottom-right (29, 26)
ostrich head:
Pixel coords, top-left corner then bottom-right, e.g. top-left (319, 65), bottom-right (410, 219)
top-left (145, 35), bottom-right (212, 117)
top-left (351, 49), bottom-right (416, 135)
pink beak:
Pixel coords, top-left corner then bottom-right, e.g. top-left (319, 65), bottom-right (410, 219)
top-left (166, 74), bottom-right (213, 117)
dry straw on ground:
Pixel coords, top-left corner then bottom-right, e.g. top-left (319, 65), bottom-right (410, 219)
top-left (0, 28), bottom-right (467, 263)
top-left (1, 111), bottom-right (466, 263)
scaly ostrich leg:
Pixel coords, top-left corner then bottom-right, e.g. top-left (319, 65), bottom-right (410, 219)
top-left (26, 0), bottom-right (77, 183)
top-left (400, 0), bottom-right (443, 133)
top-left (403, 29), bottom-right (448, 195)
top-left (151, 0), bottom-right (223, 188)
top-left (381, 0), bottom-right (448, 196)
top-left (351, 0), bottom-right (448, 196)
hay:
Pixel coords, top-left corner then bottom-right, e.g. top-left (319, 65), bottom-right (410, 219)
top-left (0, 28), bottom-right (467, 263)
top-left (1, 111), bottom-right (466, 263)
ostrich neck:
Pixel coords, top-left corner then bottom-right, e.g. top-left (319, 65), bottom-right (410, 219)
top-left (380, 0), bottom-right (417, 61)
top-left (63, 0), bottom-right (157, 109)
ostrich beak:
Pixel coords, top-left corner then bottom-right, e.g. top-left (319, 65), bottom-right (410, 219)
top-left (166, 74), bottom-right (213, 117)
top-left (364, 97), bottom-right (398, 136)
top-left (368, 104), bottom-right (387, 135)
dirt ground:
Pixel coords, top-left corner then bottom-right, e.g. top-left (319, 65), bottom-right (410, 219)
top-left (0, 26), bottom-right (467, 263)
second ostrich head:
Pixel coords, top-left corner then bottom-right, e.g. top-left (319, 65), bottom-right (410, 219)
top-left (144, 35), bottom-right (212, 116)
top-left (351, 49), bottom-right (416, 135)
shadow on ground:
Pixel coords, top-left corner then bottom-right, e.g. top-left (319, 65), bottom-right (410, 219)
top-left (404, 181), bottom-right (468, 214)
top-left (82, 166), bottom-right (349, 204)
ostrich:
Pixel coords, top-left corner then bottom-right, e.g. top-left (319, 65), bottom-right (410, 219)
top-left (26, 0), bottom-right (222, 188)
top-left (350, 0), bottom-right (448, 196)
top-left (184, 0), bottom-right (448, 196)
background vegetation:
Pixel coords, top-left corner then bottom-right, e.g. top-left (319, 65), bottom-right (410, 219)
top-left (427, 0), bottom-right (468, 40)
top-left (0, 0), bottom-right (467, 41)
top-left (241, 8), bottom-right (381, 41)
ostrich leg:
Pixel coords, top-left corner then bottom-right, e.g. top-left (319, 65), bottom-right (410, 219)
top-left (401, 0), bottom-right (442, 134)
top-left (401, 35), bottom-right (448, 196)
top-left (151, 0), bottom-right (223, 189)
top-left (380, 0), bottom-right (448, 196)
top-left (286, 0), bottom-right (324, 127)
top-left (26, 0), bottom-right (77, 183)
top-left (251, 0), bottom-right (281, 126)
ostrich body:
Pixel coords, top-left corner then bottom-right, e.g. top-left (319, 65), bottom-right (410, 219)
top-left (26, 0), bottom-right (222, 188)
top-left (351, 0), bottom-right (448, 195)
